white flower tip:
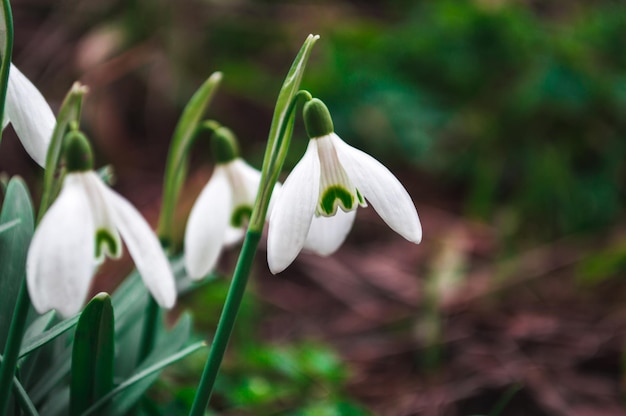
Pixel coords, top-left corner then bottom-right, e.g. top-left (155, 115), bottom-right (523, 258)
top-left (29, 290), bottom-right (83, 319)
top-left (402, 211), bottom-right (423, 245)
top-left (267, 242), bottom-right (292, 274)
top-left (268, 262), bottom-right (286, 275)
top-left (158, 287), bottom-right (177, 309)
top-left (184, 256), bottom-right (211, 282)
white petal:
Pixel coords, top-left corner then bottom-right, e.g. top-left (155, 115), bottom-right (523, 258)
top-left (267, 140), bottom-right (320, 274)
top-left (184, 167), bottom-right (232, 279)
top-left (223, 159), bottom-right (260, 246)
top-left (221, 158), bottom-right (282, 246)
top-left (332, 134), bottom-right (422, 243)
top-left (26, 174), bottom-right (95, 317)
top-left (304, 209), bottom-right (357, 256)
top-left (81, 172), bottom-right (122, 260)
top-left (5, 64), bottom-right (56, 167)
top-left (97, 181), bottom-right (177, 308)
top-left (223, 227), bottom-right (244, 247)
top-left (315, 134), bottom-right (360, 216)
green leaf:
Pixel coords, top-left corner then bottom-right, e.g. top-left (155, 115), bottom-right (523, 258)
top-left (0, 177), bottom-right (34, 348)
top-left (0, 217), bottom-right (19, 234)
top-left (11, 373), bottom-right (39, 416)
top-left (19, 314), bottom-right (78, 359)
top-left (103, 313), bottom-right (195, 415)
top-left (30, 349), bottom-right (71, 403)
top-left (158, 71), bottom-right (222, 244)
top-left (266, 34), bottom-right (319, 157)
top-left (250, 34), bottom-right (319, 230)
top-left (70, 293), bottom-right (115, 416)
top-left (82, 341), bottom-right (206, 416)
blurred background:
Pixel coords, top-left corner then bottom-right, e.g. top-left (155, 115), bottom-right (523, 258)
top-left (2, 0), bottom-right (626, 414)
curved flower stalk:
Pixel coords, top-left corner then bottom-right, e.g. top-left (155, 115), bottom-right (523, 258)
top-left (2, 63), bottom-right (56, 166)
top-left (26, 132), bottom-right (176, 317)
top-left (267, 98), bottom-right (422, 273)
top-left (185, 127), bottom-right (279, 279)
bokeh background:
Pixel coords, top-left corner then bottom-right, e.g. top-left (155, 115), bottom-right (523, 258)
top-left (2, 0), bottom-right (626, 414)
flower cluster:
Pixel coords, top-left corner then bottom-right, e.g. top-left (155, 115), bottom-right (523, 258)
top-left (6, 57), bottom-right (420, 319)
top-left (183, 98), bottom-right (421, 277)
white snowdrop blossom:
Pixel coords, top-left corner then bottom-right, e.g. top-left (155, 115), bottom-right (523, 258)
top-left (26, 133), bottom-right (176, 317)
top-left (267, 99), bottom-right (422, 274)
top-left (3, 64), bottom-right (56, 166)
top-left (185, 127), bottom-right (274, 279)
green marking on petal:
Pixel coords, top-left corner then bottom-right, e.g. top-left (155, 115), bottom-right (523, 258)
top-left (231, 205), bottom-right (252, 227)
top-left (356, 189), bottom-right (365, 205)
top-left (320, 185), bottom-right (354, 216)
top-left (95, 228), bottom-right (119, 259)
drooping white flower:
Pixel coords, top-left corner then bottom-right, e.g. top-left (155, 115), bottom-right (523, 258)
top-left (267, 98), bottom-right (422, 274)
top-left (184, 127), bottom-right (274, 280)
top-left (3, 64), bottom-right (56, 166)
top-left (26, 132), bottom-right (176, 317)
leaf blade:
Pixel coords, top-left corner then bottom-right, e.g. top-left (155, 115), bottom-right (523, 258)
top-left (70, 293), bottom-right (115, 416)
top-left (0, 177), bottom-right (34, 348)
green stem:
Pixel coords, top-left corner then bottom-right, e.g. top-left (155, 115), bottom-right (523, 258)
top-left (0, 281), bottom-right (31, 416)
top-left (189, 230), bottom-right (261, 415)
top-left (137, 296), bottom-right (160, 364)
top-left (0, 0), bottom-right (13, 138)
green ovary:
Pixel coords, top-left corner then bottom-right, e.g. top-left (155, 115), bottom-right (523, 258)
top-left (320, 185), bottom-right (354, 216)
top-left (231, 205), bottom-right (252, 227)
top-left (95, 228), bottom-right (119, 259)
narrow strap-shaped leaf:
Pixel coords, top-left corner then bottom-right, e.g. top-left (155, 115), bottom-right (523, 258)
top-left (19, 314), bottom-right (78, 359)
top-left (250, 34), bottom-right (319, 230)
top-left (0, 177), bottom-right (34, 347)
top-left (105, 313), bottom-right (193, 414)
top-left (0, 354), bottom-right (39, 416)
top-left (81, 341), bottom-right (205, 416)
top-left (0, 218), bottom-right (19, 234)
top-left (158, 71), bottom-right (222, 245)
top-left (11, 373), bottom-right (39, 416)
top-left (70, 293), bottom-right (115, 416)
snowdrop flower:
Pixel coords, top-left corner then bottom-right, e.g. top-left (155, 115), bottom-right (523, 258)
top-left (267, 98), bottom-right (422, 274)
top-left (26, 132), bottom-right (176, 317)
top-left (3, 63), bottom-right (56, 166)
top-left (185, 127), bottom-right (273, 280)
